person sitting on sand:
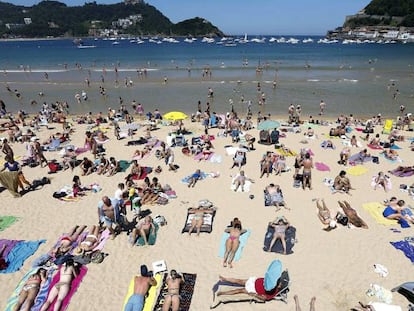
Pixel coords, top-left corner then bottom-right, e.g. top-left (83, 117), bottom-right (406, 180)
top-left (188, 207), bottom-right (215, 236)
top-left (294, 295), bottom-right (316, 311)
top-left (79, 157), bottom-right (94, 176)
top-left (338, 201), bottom-right (368, 229)
top-left (266, 216), bottom-right (290, 254)
top-left (162, 269), bottom-right (184, 311)
top-left (96, 155), bottom-right (109, 175)
top-left (260, 152), bottom-right (272, 178)
top-left (315, 199), bottom-right (336, 231)
top-left (62, 146), bottom-right (77, 171)
top-left (333, 170), bottom-right (354, 194)
top-left (130, 216), bottom-right (155, 246)
top-left (265, 183), bottom-right (288, 210)
top-left (72, 175), bottom-right (90, 197)
top-left (273, 155), bottom-right (287, 176)
top-left (223, 222), bottom-right (247, 268)
top-left (40, 259), bottom-right (80, 311)
top-left (188, 169), bottom-right (202, 188)
top-left (140, 177), bottom-right (163, 205)
top-left (216, 274), bottom-right (283, 301)
top-left (14, 267), bottom-right (47, 311)
top-left (338, 147), bottom-right (351, 165)
top-left (383, 199), bottom-right (414, 224)
top-left (369, 133), bottom-right (381, 146)
top-left (231, 150), bottom-right (246, 170)
top-left (304, 127), bottom-right (315, 138)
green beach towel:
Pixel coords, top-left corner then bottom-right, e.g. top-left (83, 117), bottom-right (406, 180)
top-left (119, 160), bottom-right (132, 172)
top-left (0, 216), bottom-right (19, 231)
top-left (135, 223), bottom-right (159, 246)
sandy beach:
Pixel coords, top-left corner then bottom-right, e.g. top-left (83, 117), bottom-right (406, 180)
top-left (0, 111), bottom-right (414, 311)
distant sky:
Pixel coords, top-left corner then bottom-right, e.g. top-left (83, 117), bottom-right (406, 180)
top-left (7, 0), bottom-right (372, 35)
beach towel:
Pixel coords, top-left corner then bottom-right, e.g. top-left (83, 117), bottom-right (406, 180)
top-left (320, 141), bottom-right (335, 149)
top-left (131, 166), bottom-right (153, 180)
top-left (230, 177), bottom-right (252, 192)
top-left (218, 230), bottom-right (251, 262)
top-left (194, 151), bottom-right (214, 161)
top-left (391, 240), bottom-right (414, 263)
top-left (181, 208), bottom-right (216, 234)
top-left (153, 272), bottom-right (197, 311)
top-left (390, 145), bottom-right (402, 150)
top-left (118, 160), bottom-right (131, 172)
top-left (368, 143), bottom-right (383, 150)
top-left (0, 239), bottom-right (45, 273)
top-left (362, 202), bottom-right (398, 226)
top-left (0, 171), bottom-right (20, 197)
top-left (276, 149), bottom-right (297, 157)
top-left (30, 266), bottom-right (57, 311)
top-left (382, 119), bottom-right (394, 134)
top-left (122, 273), bottom-right (163, 311)
top-left (315, 162), bottom-right (330, 171)
top-left (181, 172), bottom-right (208, 184)
top-left (346, 165), bottom-right (368, 176)
top-left (388, 167), bottom-right (414, 177)
top-left (262, 225), bottom-right (296, 254)
top-left (45, 265), bottom-right (88, 311)
top-left (210, 280), bottom-right (266, 308)
top-left (349, 153), bottom-right (372, 165)
top-left (0, 216), bottom-right (19, 231)
top-left (134, 223), bottom-right (159, 246)
top-left (379, 152), bottom-right (402, 163)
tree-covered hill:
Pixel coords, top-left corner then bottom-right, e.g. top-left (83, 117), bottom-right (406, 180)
top-left (344, 0), bottom-right (414, 27)
top-left (0, 0), bottom-right (224, 38)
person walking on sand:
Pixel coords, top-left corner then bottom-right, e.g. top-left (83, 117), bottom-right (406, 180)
top-left (125, 265), bottom-right (157, 311)
top-left (302, 152), bottom-right (313, 190)
top-left (319, 100), bottom-right (325, 115)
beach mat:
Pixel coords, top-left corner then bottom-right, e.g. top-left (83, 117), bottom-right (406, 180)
top-left (0, 239), bottom-right (45, 273)
top-left (388, 168), bottom-right (414, 177)
top-left (153, 272), bottom-right (197, 311)
top-left (134, 223), bottom-right (159, 246)
top-left (218, 230), bottom-right (251, 262)
top-left (362, 202), bottom-right (397, 226)
top-left (346, 165), bottom-right (368, 176)
top-left (47, 265), bottom-right (88, 311)
top-left (315, 162), bottom-right (330, 171)
top-left (276, 149), bottom-right (297, 157)
top-left (390, 240), bottom-right (414, 264)
top-left (0, 216), bottom-right (19, 231)
top-left (122, 273), bottom-right (163, 311)
top-left (262, 225), bottom-right (296, 254)
top-left (119, 160), bottom-right (132, 172)
top-left (230, 178), bottom-right (252, 192)
top-left (181, 208), bottom-right (216, 234)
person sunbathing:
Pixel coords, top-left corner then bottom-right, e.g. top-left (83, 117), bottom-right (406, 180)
top-left (383, 199), bottom-right (414, 224)
top-left (232, 170), bottom-right (253, 192)
top-left (130, 216), bottom-right (155, 246)
top-left (266, 217), bottom-right (290, 254)
top-left (217, 275), bottom-right (282, 301)
top-left (188, 207), bottom-right (215, 236)
top-left (188, 169), bottom-right (202, 188)
top-left (223, 223), bottom-right (247, 268)
top-left (106, 157), bottom-right (119, 176)
top-left (382, 149), bottom-right (398, 161)
top-left (40, 259), bottom-right (79, 311)
top-left (388, 165), bottom-right (414, 176)
top-left (162, 269), bottom-right (184, 311)
top-left (76, 225), bottom-right (101, 254)
top-left (338, 201), bottom-right (368, 229)
top-left (260, 153), bottom-right (272, 178)
top-left (231, 150), bottom-right (246, 170)
top-left (140, 177), bottom-right (162, 205)
top-left (0, 244), bottom-right (9, 270)
top-left (96, 155), bottom-right (109, 175)
top-left (315, 199), bottom-right (336, 231)
top-left (51, 225), bottom-right (87, 258)
top-left (14, 267), bottom-right (47, 311)
top-left (369, 133), bottom-right (381, 146)
top-left (265, 184), bottom-right (287, 209)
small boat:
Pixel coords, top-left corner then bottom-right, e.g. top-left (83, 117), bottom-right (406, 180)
top-left (77, 44), bottom-right (97, 49)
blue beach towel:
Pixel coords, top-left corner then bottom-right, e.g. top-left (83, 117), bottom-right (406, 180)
top-left (181, 172), bottom-right (208, 184)
top-left (390, 240), bottom-right (414, 263)
top-left (218, 230), bottom-right (251, 262)
top-left (390, 145), bottom-right (402, 150)
top-left (0, 239), bottom-right (46, 274)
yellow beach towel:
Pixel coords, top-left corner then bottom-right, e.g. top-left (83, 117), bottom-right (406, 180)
top-left (346, 165), bottom-right (368, 176)
top-left (276, 148), bottom-right (297, 157)
top-left (122, 273), bottom-right (163, 311)
top-left (362, 202), bottom-right (397, 226)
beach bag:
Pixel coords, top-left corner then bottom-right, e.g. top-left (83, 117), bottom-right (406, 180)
top-left (153, 215), bottom-right (167, 226)
top-left (198, 199), bottom-right (213, 208)
top-left (336, 213), bottom-right (349, 226)
top-left (372, 156), bottom-right (379, 164)
top-left (90, 251), bottom-right (105, 264)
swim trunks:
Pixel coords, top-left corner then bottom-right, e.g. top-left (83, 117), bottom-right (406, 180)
top-left (125, 294), bottom-right (144, 311)
top-left (245, 277), bottom-right (258, 294)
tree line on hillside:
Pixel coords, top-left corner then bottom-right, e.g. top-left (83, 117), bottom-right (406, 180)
top-left (0, 0), bottom-right (223, 38)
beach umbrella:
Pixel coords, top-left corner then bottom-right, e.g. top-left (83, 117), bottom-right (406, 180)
top-left (264, 259), bottom-right (282, 291)
top-left (163, 111), bottom-right (188, 121)
top-left (392, 282), bottom-right (414, 303)
top-left (257, 120), bottom-right (280, 131)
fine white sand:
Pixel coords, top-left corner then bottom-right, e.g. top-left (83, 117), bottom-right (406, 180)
top-left (1, 116), bottom-right (413, 311)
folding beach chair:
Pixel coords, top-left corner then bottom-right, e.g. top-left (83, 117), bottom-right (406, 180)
top-left (382, 119), bottom-right (394, 134)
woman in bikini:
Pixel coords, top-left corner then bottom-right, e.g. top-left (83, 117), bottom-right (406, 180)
top-left (260, 153), bottom-right (272, 178)
top-left (188, 207), bottom-right (214, 236)
top-left (373, 171), bottom-right (390, 192)
top-left (14, 268), bottom-right (47, 311)
top-left (130, 216), bottom-right (155, 246)
top-left (162, 270), bottom-right (184, 311)
top-left (76, 225), bottom-right (101, 254)
top-left (315, 199), bottom-right (337, 231)
top-left (52, 225), bottom-right (87, 258)
top-left (140, 177), bottom-right (162, 205)
top-left (223, 223), bottom-right (247, 268)
top-left (40, 259), bottom-right (79, 311)
top-left (267, 217), bottom-right (290, 254)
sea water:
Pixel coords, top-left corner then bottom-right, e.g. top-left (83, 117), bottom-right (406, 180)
top-left (0, 36), bottom-right (413, 117)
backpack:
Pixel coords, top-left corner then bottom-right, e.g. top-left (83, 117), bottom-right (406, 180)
top-left (336, 213), bottom-right (349, 226)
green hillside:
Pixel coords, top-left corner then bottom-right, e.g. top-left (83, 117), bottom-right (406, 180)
top-left (0, 1), bottom-right (224, 38)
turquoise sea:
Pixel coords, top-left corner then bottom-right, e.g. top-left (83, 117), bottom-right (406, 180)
top-left (0, 36), bottom-right (413, 117)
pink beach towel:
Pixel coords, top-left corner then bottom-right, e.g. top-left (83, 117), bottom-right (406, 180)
top-left (368, 144), bottom-right (383, 150)
top-left (46, 265), bottom-right (88, 311)
top-left (92, 229), bottom-right (110, 251)
top-left (315, 162), bottom-right (330, 171)
top-left (194, 152), bottom-right (214, 161)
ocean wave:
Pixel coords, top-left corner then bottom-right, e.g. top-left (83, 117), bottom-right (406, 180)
top-left (341, 79), bottom-right (359, 83)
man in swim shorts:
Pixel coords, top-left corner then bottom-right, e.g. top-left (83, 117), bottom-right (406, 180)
top-left (125, 265), bottom-right (157, 311)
